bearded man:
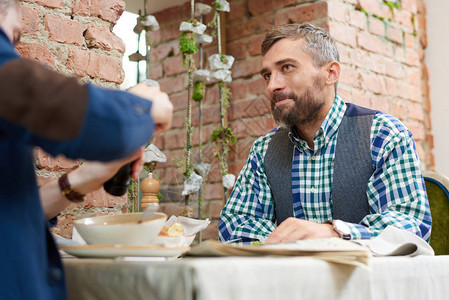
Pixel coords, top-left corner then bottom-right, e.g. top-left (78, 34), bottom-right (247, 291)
top-left (219, 23), bottom-right (431, 244)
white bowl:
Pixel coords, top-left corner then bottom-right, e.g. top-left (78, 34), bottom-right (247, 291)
top-left (74, 212), bottom-right (167, 245)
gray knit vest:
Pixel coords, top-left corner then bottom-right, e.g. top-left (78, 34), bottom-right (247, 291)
top-left (264, 103), bottom-right (377, 225)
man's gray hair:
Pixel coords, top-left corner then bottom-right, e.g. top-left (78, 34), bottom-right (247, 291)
top-left (261, 23), bottom-right (340, 67)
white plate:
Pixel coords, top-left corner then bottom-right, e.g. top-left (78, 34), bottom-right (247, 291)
top-left (59, 244), bottom-right (190, 258)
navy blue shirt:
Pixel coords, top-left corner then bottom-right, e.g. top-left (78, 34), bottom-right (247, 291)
top-left (0, 28), bottom-right (155, 299)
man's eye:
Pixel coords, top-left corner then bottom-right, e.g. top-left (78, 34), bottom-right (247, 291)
top-left (282, 65), bottom-right (293, 71)
top-left (262, 73), bottom-right (271, 80)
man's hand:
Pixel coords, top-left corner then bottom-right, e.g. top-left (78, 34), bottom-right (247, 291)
top-left (264, 217), bottom-right (339, 244)
top-left (128, 84), bottom-right (173, 133)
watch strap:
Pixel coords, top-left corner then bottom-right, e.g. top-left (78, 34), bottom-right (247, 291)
top-left (58, 173), bottom-right (85, 203)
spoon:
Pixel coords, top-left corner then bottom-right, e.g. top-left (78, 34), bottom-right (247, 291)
top-left (138, 203), bottom-right (159, 223)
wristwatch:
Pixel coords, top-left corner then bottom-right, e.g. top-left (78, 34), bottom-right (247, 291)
top-left (329, 220), bottom-right (351, 240)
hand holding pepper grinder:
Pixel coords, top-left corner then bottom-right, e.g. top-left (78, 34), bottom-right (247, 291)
top-left (103, 79), bottom-right (160, 196)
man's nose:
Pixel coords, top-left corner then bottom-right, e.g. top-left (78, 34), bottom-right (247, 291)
top-left (267, 73), bottom-right (285, 94)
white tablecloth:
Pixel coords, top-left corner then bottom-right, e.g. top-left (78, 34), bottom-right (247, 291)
top-left (63, 255), bottom-right (449, 300)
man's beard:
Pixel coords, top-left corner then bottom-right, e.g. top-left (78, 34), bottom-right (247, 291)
top-left (271, 78), bottom-right (325, 128)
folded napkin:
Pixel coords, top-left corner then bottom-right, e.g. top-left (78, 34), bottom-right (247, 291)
top-left (353, 225), bottom-right (434, 256)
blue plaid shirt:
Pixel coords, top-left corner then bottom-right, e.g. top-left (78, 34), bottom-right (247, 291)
top-left (219, 96), bottom-right (431, 243)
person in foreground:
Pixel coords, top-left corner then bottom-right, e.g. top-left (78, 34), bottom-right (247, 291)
top-left (0, 0), bottom-right (173, 299)
top-left (219, 23), bottom-right (431, 245)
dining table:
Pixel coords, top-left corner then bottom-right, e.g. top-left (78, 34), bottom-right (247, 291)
top-left (63, 253), bottom-right (449, 300)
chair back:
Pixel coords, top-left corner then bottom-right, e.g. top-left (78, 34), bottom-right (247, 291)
top-left (423, 171), bottom-right (449, 255)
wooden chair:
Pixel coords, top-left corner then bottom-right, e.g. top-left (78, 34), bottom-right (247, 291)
top-left (423, 171), bottom-right (449, 255)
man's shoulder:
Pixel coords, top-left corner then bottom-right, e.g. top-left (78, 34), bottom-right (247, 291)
top-left (250, 127), bottom-right (283, 155)
top-left (372, 111), bottom-right (409, 134)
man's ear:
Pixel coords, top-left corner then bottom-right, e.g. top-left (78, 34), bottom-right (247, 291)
top-left (325, 61), bottom-right (340, 86)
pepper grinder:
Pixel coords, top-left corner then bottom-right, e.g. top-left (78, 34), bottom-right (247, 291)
top-left (140, 173), bottom-right (160, 211)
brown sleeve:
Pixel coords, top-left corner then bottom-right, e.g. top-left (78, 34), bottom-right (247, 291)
top-left (0, 58), bottom-right (88, 141)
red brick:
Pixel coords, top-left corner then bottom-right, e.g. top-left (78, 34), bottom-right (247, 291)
top-left (406, 68), bottom-right (421, 87)
top-left (329, 22), bottom-right (357, 47)
top-left (35, 0), bottom-right (63, 8)
top-left (163, 56), bottom-right (187, 76)
top-left (348, 9), bottom-right (367, 30)
top-left (349, 89), bottom-right (371, 108)
top-left (44, 15), bottom-right (84, 46)
top-left (88, 52), bottom-right (125, 83)
top-left (248, 0), bottom-right (275, 15)
top-left (358, 0), bottom-right (392, 20)
top-left (384, 59), bottom-right (405, 79)
top-left (203, 182), bottom-right (226, 200)
top-left (408, 102), bottom-right (424, 121)
top-left (228, 1), bottom-right (247, 22)
top-left (147, 63), bottom-right (163, 79)
top-left (208, 200), bottom-right (224, 219)
top-left (370, 95), bottom-right (389, 113)
top-left (66, 48), bottom-right (125, 83)
top-left (159, 75), bottom-right (187, 94)
top-left (368, 17), bottom-right (385, 37)
top-left (248, 35), bottom-right (264, 56)
top-left (386, 25), bottom-right (403, 45)
top-left (83, 189), bottom-right (127, 208)
top-left (84, 24), bottom-right (125, 53)
top-left (274, 1), bottom-right (328, 25)
top-left (227, 41), bottom-right (247, 60)
top-left (402, 0), bottom-right (418, 14)
top-left (230, 96), bottom-right (271, 121)
top-left (339, 67), bottom-right (361, 88)
top-left (164, 130), bottom-right (187, 150)
top-left (161, 23), bottom-right (181, 41)
top-left (227, 15), bottom-right (273, 42)
top-left (20, 5), bottom-right (39, 35)
top-left (201, 221), bottom-right (218, 240)
top-left (327, 1), bottom-right (349, 22)
top-left (66, 48), bottom-right (90, 77)
top-left (357, 31), bottom-right (393, 57)
top-left (151, 40), bottom-right (179, 61)
top-left (248, 77), bottom-right (266, 96)
top-left (406, 121), bottom-right (425, 141)
top-left (228, 80), bottom-right (248, 100)
top-left (232, 56), bottom-right (263, 79)
top-left (393, 10), bottom-right (414, 30)
top-left (35, 149), bottom-right (80, 171)
top-left (170, 92), bottom-right (188, 111)
top-left (95, 0), bottom-right (126, 24)
top-left (360, 72), bottom-right (386, 94)
top-left (153, 5), bottom-right (182, 24)
top-left (16, 42), bottom-right (55, 67)
top-left (192, 105), bottom-right (221, 126)
top-left (404, 32), bottom-right (415, 48)
top-left (73, 0), bottom-right (125, 24)
top-left (391, 102), bottom-right (405, 120)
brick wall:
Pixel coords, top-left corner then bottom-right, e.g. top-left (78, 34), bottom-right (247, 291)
top-left (18, 0), bottom-right (127, 237)
top-left (150, 0), bottom-right (432, 240)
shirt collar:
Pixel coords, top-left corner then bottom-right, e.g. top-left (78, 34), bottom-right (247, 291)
top-left (288, 95), bottom-right (347, 152)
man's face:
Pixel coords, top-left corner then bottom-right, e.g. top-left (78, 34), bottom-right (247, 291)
top-left (261, 38), bottom-right (327, 128)
top-left (1, 5), bottom-right (22, 45)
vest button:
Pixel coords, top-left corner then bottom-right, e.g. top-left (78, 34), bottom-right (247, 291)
top-left (309, 187), bottom-right (315, 193)
top-left (310, 156), bottom-right (316, 161)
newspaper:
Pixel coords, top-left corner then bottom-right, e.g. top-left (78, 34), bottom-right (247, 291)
top-left (186, 238), bottom-right (372, 268)
top-left (186, 226), bottom-right (434, 267)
